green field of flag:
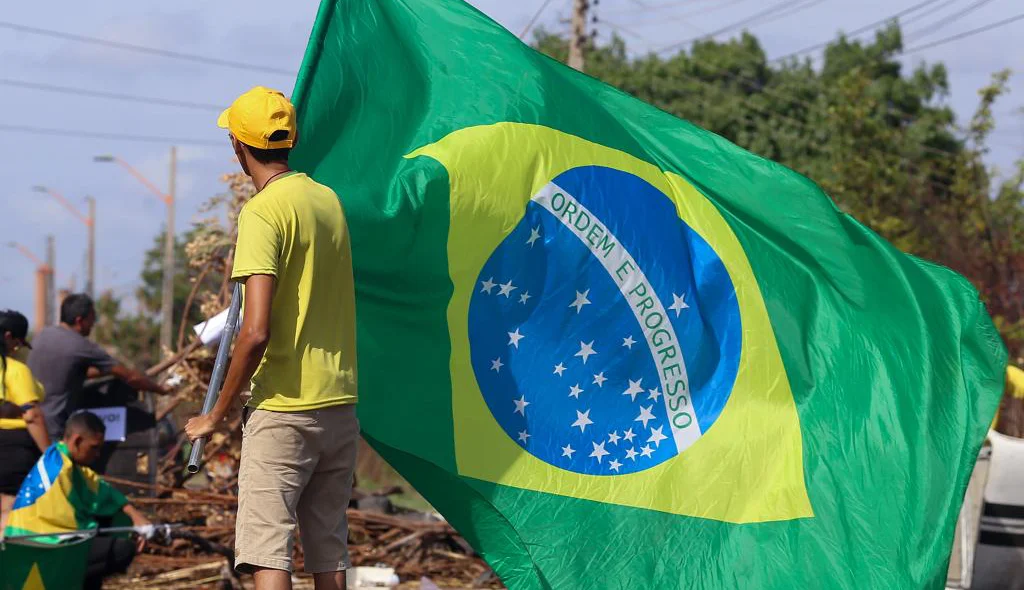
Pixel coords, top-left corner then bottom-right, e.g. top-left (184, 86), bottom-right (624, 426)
top-left (290, 0), bottom-right (1007, 587)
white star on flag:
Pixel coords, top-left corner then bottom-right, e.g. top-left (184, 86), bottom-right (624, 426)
top-left (575, 341), bottom-right (597, 364)
top-left (490, 358), bottom-right (503, 372)
top-left (569, 289), bottom-right (592, 313)
top-left (590, 441), bottom-right (610, 463)
top-left (508, 328), bottom-right (525, 348)
top-left (648, 387), bottom-right (662, 401)
top-left (518, 430), bottom-right (530, 443)
top-left (568, 384), bottom-right (584, 399)
top-left (480, 277), bottom-right (497, 294)
top-left (623, 428), bottom-right (636, 442)
top-left (640, 444), bottom-right (655, 458)
top-left (572, 409), bottom-right (594, 432)
top-left (561, 444), bottom-right (576, 458)
top-left (526, 227), bottom-right (542, 247)
top-left (608, 431), bottom-right (621, 445)
top-left (625, 447), bottom-right (638, 461)
top-left (553, 363), bottom-right (566, 376)
top-left (647, 425), bottom-right (668, 447)
top-left (623, 379), bottom-right (644, 401)
top-left (669, 293), bottom-right (690, 317)
top-left (609, 458), bottom-right (623, 472)
top-left (635, 405), bottom-right (656, 428)
top-left (622, 335), bottom-right (636, 349)
top-left (513, 395), bottom-right (530, 415)
top-left (498, 280), bottom-right (518, 298)
top-left (519, 291), bottom-right (532, 305)
top-left (592, 372), bottom-right (607, 387)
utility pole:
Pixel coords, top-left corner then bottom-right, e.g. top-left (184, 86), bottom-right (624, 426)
top-left (45, 235), bottom-right (56, 326)
top-left (34, 268), bottom-right (47, 332)
top-left (568, 0), bottom-right (588, 71)
top-left (32, 186), bottom-right (96, 298)
top-left (161, 146), bottom-right (176, 354)
top-left (86, 197), bottom-right (96, 297)
top-left (9, 242), bottom-right (53, 331)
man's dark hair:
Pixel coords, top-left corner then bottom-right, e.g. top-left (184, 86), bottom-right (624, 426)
top-left (60, 293), bottom-right (95, 325)
top-left (0, 309), bottom-right (29, 340)
top-left (246, 129), bottom-right (292, 164)
top-left (65, 410), bottom-right (106, 438)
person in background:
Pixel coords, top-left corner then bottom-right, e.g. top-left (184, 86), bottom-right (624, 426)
top-left (992, 363), bottom-right (1024, 435)
top-left (1, 309), bottom-right (32, 362)
top-left (0, 310), bottom-right (50, 530)
top-left (28, 293), bottom-right (173, 439)
top-left (185, 86), bottom-right (359, 590)
top-left (4, 411), bottom-right (152, 590)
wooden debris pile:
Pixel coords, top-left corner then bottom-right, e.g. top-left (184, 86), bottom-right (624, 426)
top-left (107, 174), bottom-right (501, 588)
top-left (108, 476), bottom-right (499, 588)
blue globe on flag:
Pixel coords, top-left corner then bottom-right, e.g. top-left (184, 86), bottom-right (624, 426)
top-left (468, 166), bottom-right (742, 476)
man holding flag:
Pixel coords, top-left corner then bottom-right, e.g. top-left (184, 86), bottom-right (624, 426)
top-left (185, 86), bottom-right (359, 590)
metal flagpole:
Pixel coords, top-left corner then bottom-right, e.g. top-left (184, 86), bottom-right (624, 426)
top-left (186, 282), bottom-right (242, 474)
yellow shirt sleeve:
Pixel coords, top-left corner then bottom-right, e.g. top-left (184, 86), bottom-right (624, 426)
top-left (232, 204), bottom-right (282, 280)
top-left (3, 358), bottom-right (43, 406)
top-left (1006, 365), bottom-right (1024, 400)
top-left (0, 358), bottom-right (44, 429)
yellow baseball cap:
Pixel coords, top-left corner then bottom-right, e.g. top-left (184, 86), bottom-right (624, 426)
top-left (217, 86), bottom-right (296, 149)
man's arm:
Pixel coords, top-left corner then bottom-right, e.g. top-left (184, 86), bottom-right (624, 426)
top-left (81, 339), bottom-right (171, 395)
top-left (22, 406), bottom-right (51, 452)
top-left (108, 365), bottom-right (171, 396)
top-left (184, 274), bottom-right (275, 440)
top-left (122, 503), bottom-right (152, 527)
top-left (122, 503), bottom-right (153, 552)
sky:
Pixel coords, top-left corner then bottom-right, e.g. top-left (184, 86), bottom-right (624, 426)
top-left (0, 0), bottom-right (1021, 321)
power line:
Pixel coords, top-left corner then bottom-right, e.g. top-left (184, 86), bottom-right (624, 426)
top-left (613, 0), bottom-right (752, 29)
top-left (0, 78), bottom-right (222, 111)
top-left (603, 0), bottom-right (713, 18)
top-left (601, 19), bottom-right (647, 40)
top-left (627, 15), bottom-right (968, 167)
top-left (655, 0), bottom-right (827, 55)
top-left (0, 20), bottom-right (298, 76)
top-left (903, 11), bottom-right (1024, 53)
top-left (902, 0), bottom-right (997, 43)
top-left (897, 0), bottom-right (963, 29)
top-left (0, 124), bottom-right (224, 146)
top-left (637, 4), bottom-right (970, 159)
top-left (520, 0), bottom-right (561, 39)
top-left (770, 0), bottom-right (944, 62)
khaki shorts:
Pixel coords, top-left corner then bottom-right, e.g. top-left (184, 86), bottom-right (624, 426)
top-left (235, 403), bottom-right (358, 574)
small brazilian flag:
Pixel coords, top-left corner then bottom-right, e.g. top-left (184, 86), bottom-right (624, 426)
top-left (291, 0), bottom-right (1007, 587)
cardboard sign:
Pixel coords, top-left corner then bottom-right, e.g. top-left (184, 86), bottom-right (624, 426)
top-left (88, 407), bottom-right (127, 442)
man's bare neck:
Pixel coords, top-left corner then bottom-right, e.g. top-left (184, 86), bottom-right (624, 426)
top-left (250, 163), bottom-right (292, 192)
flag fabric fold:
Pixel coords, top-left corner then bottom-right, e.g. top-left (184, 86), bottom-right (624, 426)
top-left (289, 1), bottom-right (1006, 587)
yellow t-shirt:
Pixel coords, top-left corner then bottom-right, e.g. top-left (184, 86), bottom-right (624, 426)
top-left (991, 365), bottom-right (1024, 430)
top-left (232, 172), bottom-right (358, 411)
top-left (0, 357), bottom-right (45, 429)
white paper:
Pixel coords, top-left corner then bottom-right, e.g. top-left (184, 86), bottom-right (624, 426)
top-left (193, 307), bottom-right (241, 347)
top-left (89, 407), bottom-right (127, 442)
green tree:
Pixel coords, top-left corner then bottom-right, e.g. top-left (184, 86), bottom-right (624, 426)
top-left (91, 290), bottom-right (159, 368)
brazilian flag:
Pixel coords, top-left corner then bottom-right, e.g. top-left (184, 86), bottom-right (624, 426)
top-left (0, 538), bottom-right (91, 590)
top-left (290, 0), bottom-right (1006, 587)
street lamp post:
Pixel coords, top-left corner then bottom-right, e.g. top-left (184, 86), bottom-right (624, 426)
top-left (32, 186), bottom-right (95, 298)
top-left (94, 148), bottom-right (176, 355)
top-left (8, 240), bottom-right (55, 331)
